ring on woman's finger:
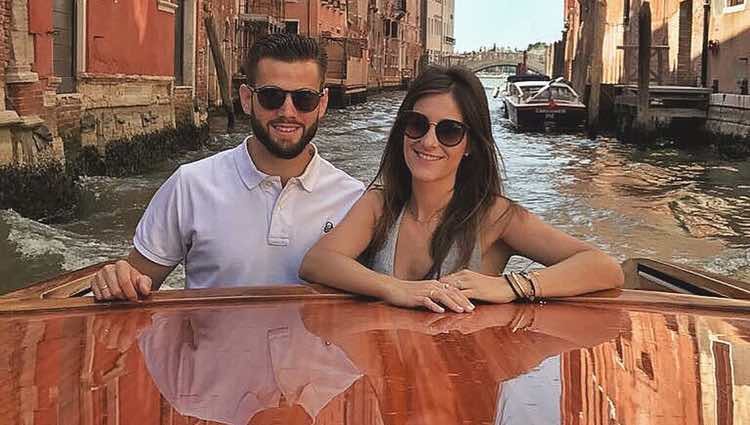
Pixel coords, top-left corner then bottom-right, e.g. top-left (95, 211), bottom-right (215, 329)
top-left (442, 283), bottom-right (451, 290)
top-left (429, 289), bottom-right (436, 298)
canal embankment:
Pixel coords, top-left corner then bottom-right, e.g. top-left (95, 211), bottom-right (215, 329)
top-left (707, 94), bottom-right (750, 158)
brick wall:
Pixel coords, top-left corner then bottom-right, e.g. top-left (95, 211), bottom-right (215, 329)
top-left (174, 86), bottom-right (195, 127)
top-left (0, 0), bottom-right (9, 72)
top-left (55, 95), bottom-right (82, 142)
top-left (195, 1), bottom-right (208, 109)
top-left (675, 0), bottom-right (694, 86)
top-left (6, 81), bottom-right (44, 116)
top-left (1, 0), bottom-right (11, 106)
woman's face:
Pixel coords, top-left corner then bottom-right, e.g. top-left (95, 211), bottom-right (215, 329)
top-left (402, 92), bottom-right (469, 185)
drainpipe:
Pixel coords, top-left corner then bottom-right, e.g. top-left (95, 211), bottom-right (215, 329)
top-left (701, 0), bottom-right (710, 88)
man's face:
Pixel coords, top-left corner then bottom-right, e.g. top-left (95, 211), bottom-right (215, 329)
top-left (239, 58), bottom-right (328, 159)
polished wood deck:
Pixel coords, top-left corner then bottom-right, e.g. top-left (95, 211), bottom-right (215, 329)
top-left (1, 294), bottom-right (748, 424)
top-left (0, 259), bottom-right (749, 424)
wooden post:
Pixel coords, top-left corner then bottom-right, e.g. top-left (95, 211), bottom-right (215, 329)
top-left (587, 0), bottom-right (606, 137)
top-left (701, 0), bottom-right (711, 87)
top-left (204, 4), bottom-right (235, 131)
top-left (571, 1), bottom-right (593, 97)
top-left (636, 1), bottom-right (652, 140)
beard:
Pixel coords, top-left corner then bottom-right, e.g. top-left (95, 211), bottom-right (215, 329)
top-left (249, 114), bottom-right (319, 160)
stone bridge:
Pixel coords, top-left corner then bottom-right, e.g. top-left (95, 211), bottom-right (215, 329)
top-left (453, 50), bottom-right (547, 75)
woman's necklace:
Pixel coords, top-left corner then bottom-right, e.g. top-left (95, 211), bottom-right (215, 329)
top-left (406, 203), bottom-right (444, 225)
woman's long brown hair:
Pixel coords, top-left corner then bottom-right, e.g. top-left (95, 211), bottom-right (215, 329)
top-left (362, 66), bottom-right (515, 278)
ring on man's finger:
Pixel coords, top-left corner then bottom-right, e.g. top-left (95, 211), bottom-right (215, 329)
top-left (457, 280), bottom-right (463, 289)
top-left (443, 283), bottom-right (451, 290)
top-left (429, 289), bottom-right (436, 298)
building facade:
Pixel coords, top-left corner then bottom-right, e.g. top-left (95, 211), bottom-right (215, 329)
top-left (422, 0), bottom-right (454, 65)
top-left (0, 0), bottom-right (250, 167)
top-left (562, 0), bottom-right (749, 93)
top-left (283, 0), bottom-right (369, 105)
top-left (561, 0), bottom-right (750, 140)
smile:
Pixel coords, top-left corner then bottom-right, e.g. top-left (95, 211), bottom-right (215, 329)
top-left (271, 124), bottom-right (301, 134)
top-left (414, 149), bottom-right (443, 161)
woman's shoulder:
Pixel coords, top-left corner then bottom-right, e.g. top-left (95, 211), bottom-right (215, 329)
top-left (484, 196), bottom-right (525, 235)
top-left (355, 187), bottom-right (386, 218)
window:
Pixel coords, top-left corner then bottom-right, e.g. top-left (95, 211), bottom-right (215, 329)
top-left (725, 0), bottom-right (745, 13)
top-left (284, 20), bottom-right (299, 34)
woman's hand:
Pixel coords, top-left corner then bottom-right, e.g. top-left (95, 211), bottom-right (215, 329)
top-left (383, 280), bottom-right (476, 313)
top-left (440, 270), bottom-right (517, 304)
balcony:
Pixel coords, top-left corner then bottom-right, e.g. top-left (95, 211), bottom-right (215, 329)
top-left (239, 0), bottom-right (285, 22)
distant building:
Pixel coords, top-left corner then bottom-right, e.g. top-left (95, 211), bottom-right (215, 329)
top-left (422, 0), bottom-right (455, 66)
top-left (284, 0), bottom-right (369, 106)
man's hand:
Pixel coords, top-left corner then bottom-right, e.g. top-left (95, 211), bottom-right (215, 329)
top-left (91, 260), bottom-right (153, 301)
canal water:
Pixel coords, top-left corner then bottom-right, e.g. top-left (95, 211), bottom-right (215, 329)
top-left (2, 77), bottom-right (749, 293)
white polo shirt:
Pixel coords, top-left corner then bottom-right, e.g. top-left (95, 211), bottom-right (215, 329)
top-left (133, 139), bottom-right (364, 288)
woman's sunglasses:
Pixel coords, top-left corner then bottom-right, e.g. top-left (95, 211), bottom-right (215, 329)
top-left (397, 111), bottom-right (469, 147)
top-left (251, 86), bottom-right (324, 113)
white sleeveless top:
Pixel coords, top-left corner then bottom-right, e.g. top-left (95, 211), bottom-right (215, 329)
top-left (371, 208), bottom-right (482, 279)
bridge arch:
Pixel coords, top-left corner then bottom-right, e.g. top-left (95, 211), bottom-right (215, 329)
top-left (470, 61), bottom-right (545, 75)
top-left (454, 51), bottom-right (548, 76)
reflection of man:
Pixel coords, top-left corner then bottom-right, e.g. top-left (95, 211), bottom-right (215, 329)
top-left (137, 304), bottom-right (362, 424)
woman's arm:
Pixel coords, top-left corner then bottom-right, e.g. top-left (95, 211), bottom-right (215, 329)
top-left (496, 199), bottom-right (624, 297)
top-left (300, 191), bottom-right (473, 313)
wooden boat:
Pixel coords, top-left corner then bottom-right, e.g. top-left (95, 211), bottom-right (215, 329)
top-left (0, 258), bottom-right (749, 424)
top-left (503, 76), bottom-right (587, 128)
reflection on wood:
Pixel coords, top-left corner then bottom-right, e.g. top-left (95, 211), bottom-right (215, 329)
top-left (562, 311), bottom-right (750, 424)
top-left (0, 298), bottom-right (748, 424)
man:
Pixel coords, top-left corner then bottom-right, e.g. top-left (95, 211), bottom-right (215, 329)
top-left (91, 33), bottom-right (364, 301)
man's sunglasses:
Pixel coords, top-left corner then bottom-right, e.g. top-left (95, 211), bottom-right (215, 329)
top-left (250, 86), bottom-right (324, 113)
top-left (397, 111), bottom-right (469, 147)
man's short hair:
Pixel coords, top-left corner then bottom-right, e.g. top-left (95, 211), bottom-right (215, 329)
top-left (243, 33), bottom-right (328, 87)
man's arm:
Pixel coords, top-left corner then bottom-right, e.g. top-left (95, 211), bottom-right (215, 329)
top-left (91, 248), bottom-right (177, 301)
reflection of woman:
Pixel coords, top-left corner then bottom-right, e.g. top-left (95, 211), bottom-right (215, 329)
top-left (301, 301), bottom-right (629, 425)
top-left (300, 66), bottom-right (623, 313)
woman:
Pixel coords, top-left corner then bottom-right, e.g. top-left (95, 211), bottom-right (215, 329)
top-left (300, 66), bottom-right (623, 313)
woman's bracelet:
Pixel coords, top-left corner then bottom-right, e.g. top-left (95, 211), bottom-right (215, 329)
top-left (503, 274), bottom-right (523, 301)
top-left (503, 271), bottom-right (544, 302)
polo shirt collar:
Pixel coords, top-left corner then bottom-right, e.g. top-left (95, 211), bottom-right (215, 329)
top-left (234, 137), bottom-right (321, 193)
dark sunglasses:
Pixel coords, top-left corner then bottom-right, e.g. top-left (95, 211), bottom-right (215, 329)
top-left (397, 111), bottom-right (469, 147)
top-left (251, 86), bottom-right (324, 113)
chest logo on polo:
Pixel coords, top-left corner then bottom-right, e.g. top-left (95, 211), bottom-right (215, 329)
top-left (323, 221), bottom-right (334, 233)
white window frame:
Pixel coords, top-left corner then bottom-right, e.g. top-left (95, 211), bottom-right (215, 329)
top-left (158, 0), bottom-right (179, 13)
top-left (284, 19), bottom-right (300, 34)
top-left (724, 0), bottom-right (746, 14)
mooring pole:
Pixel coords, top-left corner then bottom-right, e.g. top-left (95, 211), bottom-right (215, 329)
top-left (204, 4), bottom-right (236, 131)
top-left (636, 1), bottom-right (652, 141)
top-left (701, 0), bottom-right (711, 88)
top-left (587, 0), bottom-right (606, 138)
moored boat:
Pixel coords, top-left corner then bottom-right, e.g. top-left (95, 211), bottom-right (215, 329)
top-left (503, 75), bottom-right (587, 129)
